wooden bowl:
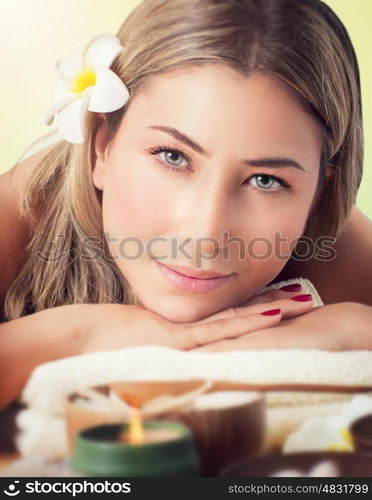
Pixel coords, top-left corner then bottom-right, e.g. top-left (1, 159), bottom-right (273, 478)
top-left (350, 413), bottom-right (372, 453)
top-left (151, 390), bottom-right (265, 476)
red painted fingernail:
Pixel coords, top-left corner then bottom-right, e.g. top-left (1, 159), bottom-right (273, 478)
top-left (261, 308), bottom-right (281, 316)
top-left (279, 283), bottom-right (302, 292)
top-left (290, 294), bottom-right (312, 302)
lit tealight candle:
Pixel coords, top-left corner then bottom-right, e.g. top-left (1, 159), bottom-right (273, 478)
top-left (117, 408), bottom-right (180, 445)
top-left (71, 411), bottom-right (200, 477)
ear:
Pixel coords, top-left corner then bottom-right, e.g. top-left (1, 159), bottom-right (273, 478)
top-left (92, 115), bottom-right (111, 191)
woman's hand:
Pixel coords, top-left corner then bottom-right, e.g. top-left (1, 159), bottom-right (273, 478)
top-left (78, 288), bottom-right (314, 353)
top-left (190, 302), bottom-right (372, 352)
top-left (191, 283), bottom-right (311, 324)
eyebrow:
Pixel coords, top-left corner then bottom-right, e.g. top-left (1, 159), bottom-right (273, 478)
top-left (148, 125), bottom-right (306, 172)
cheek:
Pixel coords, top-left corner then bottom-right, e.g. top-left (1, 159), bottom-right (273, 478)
top-left (233, 196), bottom-right (312, 289)
top-left (233, 203), bottom-right (309, 296)
top-left (246, 200), bottom-right (310, 256)
top-left (101, 163), bottom-right (167, 241)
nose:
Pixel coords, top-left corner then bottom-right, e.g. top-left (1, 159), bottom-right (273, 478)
top-left (177, 178), bottom-right (233, 258)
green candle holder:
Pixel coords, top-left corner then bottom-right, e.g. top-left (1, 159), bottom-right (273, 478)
top-left (70, 420), bottom-right (201, 477)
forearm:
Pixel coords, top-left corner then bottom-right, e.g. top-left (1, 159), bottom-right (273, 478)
top-left (0, 305), bottom-right (85, 411)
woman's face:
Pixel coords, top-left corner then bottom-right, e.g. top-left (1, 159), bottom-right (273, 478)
top-left (93, 65), bottom-right (323, 322)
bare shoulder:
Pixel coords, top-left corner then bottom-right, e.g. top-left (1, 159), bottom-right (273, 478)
top-left (0, 144), bottom-right (55, 315)
top-left (3, 142), bottom-right (56, 195)
top-left (347, 204), bottom-right (372, 230)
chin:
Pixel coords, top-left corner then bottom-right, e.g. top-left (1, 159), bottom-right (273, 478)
top-left (160, 309), bottom-right (209, 324)
top-left (158, 306), bottom-right (212, 324)
top-left (139, 296), bottom-right (217, 324)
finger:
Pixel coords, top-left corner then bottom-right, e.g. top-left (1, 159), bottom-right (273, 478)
top-left (194, 294), bottom-right (313, 325)
top-left (238, 283), bottom-right (304, 307)
top-left (276, 295), bottom-right (314, 319)
top-left (194, 311), bottom-right (323, 352)
top-left (190, 326), bottom-right (292, 352)
top-left (194, 285), bottom-right (306, 324)
top-left (239, 295), bottom-right (314, 320)
top-left (179, 308), bottom-right (283, 350)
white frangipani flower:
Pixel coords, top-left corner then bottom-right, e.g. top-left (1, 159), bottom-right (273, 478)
top-left (45, 34), bottom-right (129, 144)
top-left (283, 395), bottom-right (372, 453)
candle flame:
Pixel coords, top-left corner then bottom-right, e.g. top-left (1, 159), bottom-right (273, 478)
top-left (128, 408), bottom-right (145, 444)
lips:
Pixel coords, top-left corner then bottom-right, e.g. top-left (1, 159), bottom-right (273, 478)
top-left (154, 260), bottom-right (232, 279)
top-left (154, 259), bottom-right (233, 293)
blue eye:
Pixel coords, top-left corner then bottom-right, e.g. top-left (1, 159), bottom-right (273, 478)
top-left (160, 149), bottom-right (188, 167)
top-left (147, 146), bottom-right (291, 194)
top-left (149, 146), bottom-right (189, 169)
top-left (248, 174), bottom-right (284, 191)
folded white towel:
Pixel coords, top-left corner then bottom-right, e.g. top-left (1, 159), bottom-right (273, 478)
top-left (15, 277), bottom-right (372, 458)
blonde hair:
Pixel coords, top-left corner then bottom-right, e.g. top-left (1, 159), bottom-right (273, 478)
top-left (4, 0), bottom-right (363, 320)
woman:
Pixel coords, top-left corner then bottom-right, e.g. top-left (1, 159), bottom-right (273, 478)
top-left (1, 0), bottom-right (371, 411)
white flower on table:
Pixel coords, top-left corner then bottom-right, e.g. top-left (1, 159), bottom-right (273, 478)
top-left (45, 34), bottom-right (129, 144)
top-left (283, 394), bottom-right (372, 453)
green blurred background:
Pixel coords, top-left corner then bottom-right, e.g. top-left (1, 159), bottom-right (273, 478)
top-left (0, 0), bottom-right (370, 217)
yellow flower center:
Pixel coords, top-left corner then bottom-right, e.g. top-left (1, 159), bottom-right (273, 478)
top-left (70, 67), bottom-right (96, 93)
top-left (340, 428), bottom-right (353, 446)
top-left (327, 428), bottom-right (354, 452)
